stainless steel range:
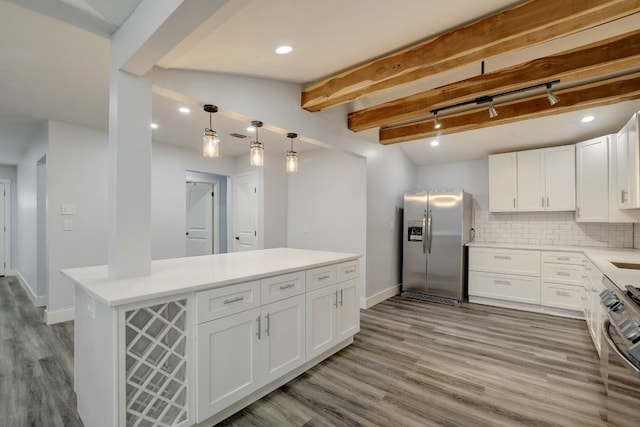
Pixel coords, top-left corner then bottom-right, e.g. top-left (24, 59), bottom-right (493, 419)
top-left (600, 276), bottom-right (640, 426)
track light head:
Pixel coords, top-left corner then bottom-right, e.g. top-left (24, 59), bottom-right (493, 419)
top-left (547, 90), bottom-right (560, 106)
top-left (434, 112), bottom-right (441, 129)
top-left (488, 103), bottom-right (498, 118)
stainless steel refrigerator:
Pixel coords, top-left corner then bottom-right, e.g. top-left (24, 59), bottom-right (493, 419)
top-left (402, 189), bottom-right (473, 304)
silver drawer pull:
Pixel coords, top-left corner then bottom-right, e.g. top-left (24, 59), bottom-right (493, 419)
top-left (345, 268), bottom-right (356, 274)
top-left (279, 283), bottom-right (295, 290)
top-left (223, 296), bottom-right (244, 304)
top-left (495, 280), bottom-right (511, 286)
top-left (494, 255), bottom-right (511, 260)
top-left (556, 291), bottom-right (571, 297)
top-left (557, 257), bottom-right (570, 261)
top-left (556, 272), bottom-right (570, 277)
top-left (318, 275), bottom-right (330, 281)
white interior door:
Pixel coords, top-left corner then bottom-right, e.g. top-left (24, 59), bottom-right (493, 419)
top-left (233, 172), bottom-right (258, 252)
top-left (186, 182), bottom-right (213, 256)
top-left (0, 183), bottom-right (5, 275)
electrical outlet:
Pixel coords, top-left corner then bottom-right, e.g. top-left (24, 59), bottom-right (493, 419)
top-left (64, 219), bottom-right (73, 231)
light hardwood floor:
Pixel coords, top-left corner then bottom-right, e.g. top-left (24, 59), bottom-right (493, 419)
top-left (0, 277), bottom-right (606, 426)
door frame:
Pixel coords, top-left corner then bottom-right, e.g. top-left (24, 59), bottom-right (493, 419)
top-left (0, 179), bottom-right (10, 275)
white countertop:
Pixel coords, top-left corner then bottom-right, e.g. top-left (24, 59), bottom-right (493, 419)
top-left (62, 248), bottom-right (360, 307)
top-left (467, 242), bottom-right (640, 290)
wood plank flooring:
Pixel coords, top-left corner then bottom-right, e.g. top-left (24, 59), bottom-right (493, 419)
top-left (0, 276), bottom-right (607, 426)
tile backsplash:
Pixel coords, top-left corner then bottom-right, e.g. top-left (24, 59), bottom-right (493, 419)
top-left (473, 210), bottom-right (634, 248)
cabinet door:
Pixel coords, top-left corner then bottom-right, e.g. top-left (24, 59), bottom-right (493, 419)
top-left (488, 152), bottom-right (517, 212)
top-left (617, 127), bottom-right (631, 208)
top-left (575, 137), bottom-right (608, 222)
top-left (336, 279), bottom-right (359, 341)
top-left (261, 295), bottom-right (306, 384)
top-left (306, 285), bottom-right (337, 360)
top-left (627, 113), bottom-right (640, 208)
top-left (544, 145), bottom-right (575, 211)
top-left (517, 149), bottom-right (545, 211)
top-left (196, 308), bottom-right (261, 422)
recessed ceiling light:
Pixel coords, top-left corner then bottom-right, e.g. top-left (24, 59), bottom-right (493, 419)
top-left (150, 123), bottom-right (158, 129)
top-left (179, 107), bottom-right (191, 114)
top-left (275, 45), bottom-right (293, 55)
top-left (431, 140), bottom-right (440, 147)
top-left (246, 126), bottom-right (256, 132)
top-left (581, 115), bottom-right (594, 123)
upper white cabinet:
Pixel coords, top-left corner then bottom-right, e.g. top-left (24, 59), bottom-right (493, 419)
top-left (516, 146), bottom-right (575, 212)
top-left (575, 136), bottom-right (609, 222)
top-left (488, 152), bottom-right (517, 212)
top-left (616, 112), bottom-right (640, 209)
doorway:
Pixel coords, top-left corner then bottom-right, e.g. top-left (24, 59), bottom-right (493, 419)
top-left (0, 179), bottom-right (10, 276)
top-left (186, 181), bottom-right (217, 256)
top-left (233, 171), bottom-right (258, 252)
top-left (36, 156), bottom-right (48, 302)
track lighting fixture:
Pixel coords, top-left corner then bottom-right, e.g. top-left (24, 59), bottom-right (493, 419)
top-left (546, 83), bottom-right (560, 106)
top-left (488, 102), bottom-right (498, 118)
top-left (433, 112), bottom-right (441, 129)
top-left (250, 120), bottom-right (264, 166)
top-left (202, 104), bottom-right (220, 158)
top-left (286, 133), bottom-right (299, 173)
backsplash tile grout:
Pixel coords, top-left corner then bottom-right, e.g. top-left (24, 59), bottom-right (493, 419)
top-left (473, 210), bottom-right (634, 249)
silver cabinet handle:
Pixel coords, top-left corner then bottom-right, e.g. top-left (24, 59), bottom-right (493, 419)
top-left (542, 197), bottom-right (545, 207)
top-left (556, 272), bottom-right (570, 277)
top-left (340, 289), bottom-right (344, 306)
top-left (224, 296), bottom-right (244, 304)
top-left (558, 256), bottom-right (570, 261)
top-left (256, 316), bottom-right (261, 340)
top-left (547, 197), bottom-right (550, 208)
top-left (265, 313), bottom-right (270, 337)
top-left (556, 291), bottom-right (571, 297)
top-left (334, 290), bottom-right (338, 308)
top-left (318, 275), bottom-right (330, 281)
top-left (495, 280), bottom-right (511, 286)
top-left (513, 198), bottom-right (516, 208)
top-left (345, 268), bottom-right (356, 274)
top-left (494, 255), bottom-right (511, 260)
top-left (279, 283), bottom-right (295, 290)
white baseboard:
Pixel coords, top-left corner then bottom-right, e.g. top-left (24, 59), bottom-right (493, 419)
top-left (360, 284), bottom-right (401, 309)
top-left (44, 307), bottom-right (75, 325)
top-left (13, 270), bottom-right (47, 307)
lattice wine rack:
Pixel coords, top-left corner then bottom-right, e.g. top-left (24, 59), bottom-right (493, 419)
top-left (124, 299), bottom-right (188, 427)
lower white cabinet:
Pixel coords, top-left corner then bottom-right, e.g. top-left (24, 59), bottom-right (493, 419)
top-left (306, 279), bottom-right (359, 360)
top-left (196, 307), bottom-right (261, 422)
top-left (541, 251), bottom-right (585, 313)
top-left (469, 271), bottom-right (540, 304)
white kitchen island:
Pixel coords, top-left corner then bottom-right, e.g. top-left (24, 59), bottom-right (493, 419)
top-left (63, 248), bottom-right (361, 427)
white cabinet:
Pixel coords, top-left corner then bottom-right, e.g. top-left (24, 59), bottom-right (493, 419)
top-left (583, 259), bottom-right (605, 356)
top-left (541, 251), bottom-right (585, 312)
top-left (517, 146), bottom-right (575, 211)
top-left (306, 260), bottom-right (359, 361)
top-left (488, 152), bottom-right (517, 212)
top-left (196, 307), bottom-right (261, 422)
top-left (575, 136), bottom-right (609, 222)
top-left (616, 112), bottom-right (640, 209)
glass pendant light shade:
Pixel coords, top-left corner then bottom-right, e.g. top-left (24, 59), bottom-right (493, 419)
top-left (249, 120), bottom-right (264, 166)
top-left (285, 132), bottom-right (299, 173)
top-left (250, 141), bottom-right (264, 166)
top-left (202, 104), bottom-right (220, 158)
top-left (203, 129), bottom-right (220, 158)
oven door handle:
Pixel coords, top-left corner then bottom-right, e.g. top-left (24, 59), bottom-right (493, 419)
top-left (602, 319), bottom-right (640, 378)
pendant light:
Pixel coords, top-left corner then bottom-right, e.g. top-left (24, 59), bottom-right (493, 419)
top-left (202, 104), bottom-right (220, 158)
top-left (286, 132), bottom-right (298, 173)
top-left (250, 120), bottom-right (264, 166)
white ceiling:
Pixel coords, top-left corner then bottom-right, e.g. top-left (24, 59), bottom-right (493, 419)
top-left (1, 0), bottom-right (640, 166)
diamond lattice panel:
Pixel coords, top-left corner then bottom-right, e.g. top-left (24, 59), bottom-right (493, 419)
top-left (125, 299), bottom-right (188, 427)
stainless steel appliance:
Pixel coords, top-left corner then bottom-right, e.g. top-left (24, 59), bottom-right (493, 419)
top-left (600, 276), bottom-right (640, 426)
top-left (402, 189), bottom-right (472, 304)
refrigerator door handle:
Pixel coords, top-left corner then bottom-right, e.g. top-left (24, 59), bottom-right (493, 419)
top-left (422, 211), bottom-right (427, 254)
top-left (427, 209), bottom-right (433, 254)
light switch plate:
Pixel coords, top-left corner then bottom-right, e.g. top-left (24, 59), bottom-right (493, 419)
top-left (62, 203), bottom-right (76, 215)
top-left (64, 219), bottom-right (73, 231)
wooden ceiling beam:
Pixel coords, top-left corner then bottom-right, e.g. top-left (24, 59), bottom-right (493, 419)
top-left (349, 29), bottom-right (640, 132)
top-left (301, 0), bottom-right (640, 112)
top-left (378, 72), bottom-right (640, 145)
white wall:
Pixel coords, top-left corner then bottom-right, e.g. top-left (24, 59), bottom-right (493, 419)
top-left (15, 122), bottom-right (48, 297)
top-left (365, 145), bottom-right (415, 301)
top-left (0, 164), bottom-right (18, 270)
top-left (288, 148), bottom-right (367, 294)
top-left (415, 158), bottom-right (489, 209)
top-left (262, 150), bottom-right (288, 249)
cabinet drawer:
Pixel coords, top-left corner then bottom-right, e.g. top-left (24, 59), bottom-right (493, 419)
top-left (469, 248), bottom-right (540, 276)
top-left (469, 272), bottom-right (540, 304)
top-left (261, 271), bottom-right (305, 305)
top-left (336, 260), bottom-right (359, 283)
top-left (542, 263), bottom-right (584, 286)
top-left (542, 251), bottom-right (585, 265)
top-left (306, 265), bottom-right (337, 291)
top-left (542, 283), bottom-right (584, 311)
top-left (196, 281), bottom-right (261, 324)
